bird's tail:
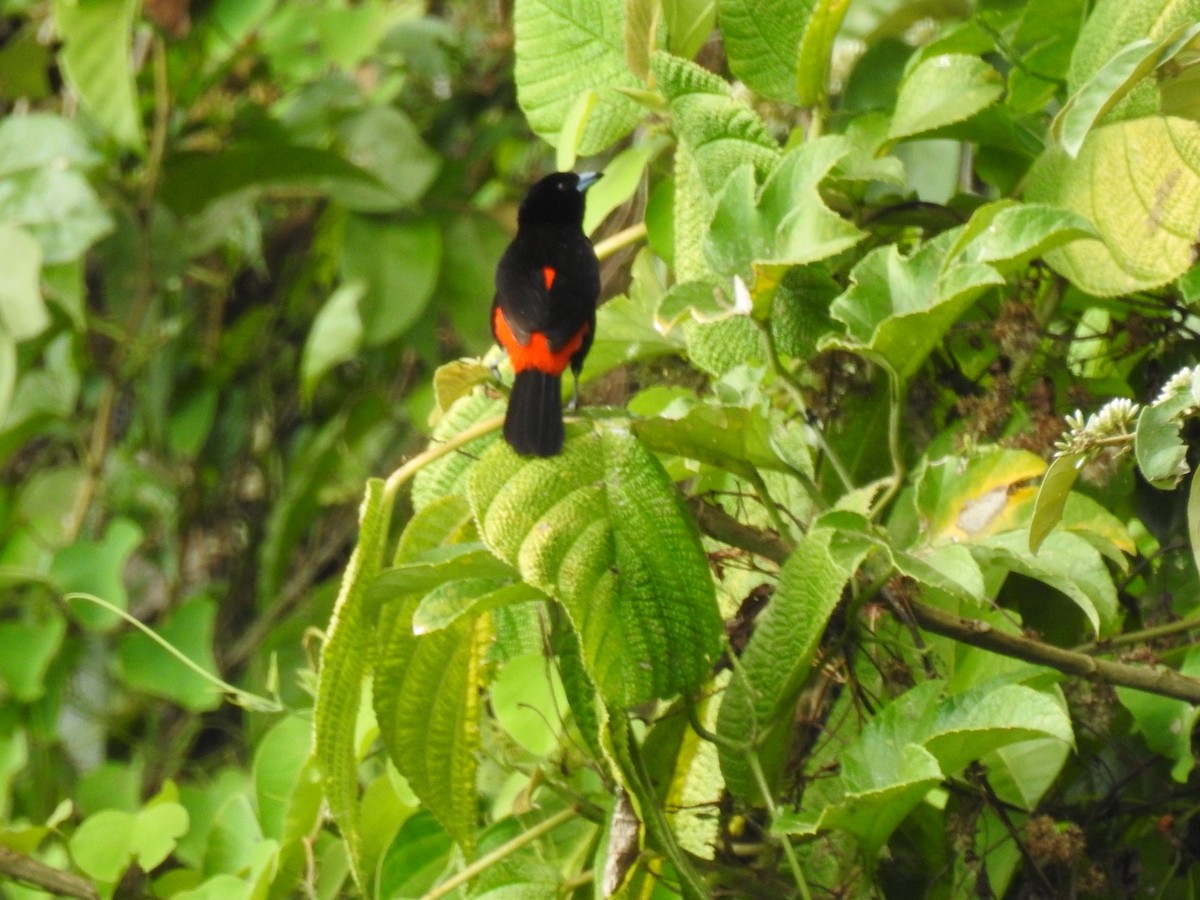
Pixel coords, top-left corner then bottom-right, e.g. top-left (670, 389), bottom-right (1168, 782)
top-left (504, 370), bottom-right (564, 457)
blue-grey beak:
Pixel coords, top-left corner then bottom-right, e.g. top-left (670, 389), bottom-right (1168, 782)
top-left (576, 171), bottom-right (602, 192)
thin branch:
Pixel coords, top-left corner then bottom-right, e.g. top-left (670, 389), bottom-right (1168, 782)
top-left (424, 806), bottom-right (579, 900)
top-left (687, 503), bottom-right (1200, 705)
top-left (0, 847), bottom-right (98, 900)
top-left (904, 598), bottom-right (1200, 705)
top-left (593, 223), bottom-right (647, 261)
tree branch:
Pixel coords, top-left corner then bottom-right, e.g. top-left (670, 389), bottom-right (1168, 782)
top-left (688, 498), bottom-right (1200, 704)
top-left (0, 847), bottom-right (98, 900)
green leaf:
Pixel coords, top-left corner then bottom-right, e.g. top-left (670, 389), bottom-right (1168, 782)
top-left (1027, 116), bottom-right (1200, 296)
top-left (913, 449), bottom-right (1045, 545)
top-left (1029, 452), bottom-right (1086, 553)
top-left (252, 715), bottom-right (316, 843)
top-left (131, 800), bottom-right (189, 870)
top-left (1135, 368), bottom-right (1200, 489)
top-left (491, 653), bottom-right (570, 757)
top-left (796, 0), bottom-right (852, 106)
top-left (633, 404), bottom-right (795, 476)
top-left (514, 0), bottom-right (643, 155)
top-left (340, 215), bottom-right (442, 346)
top-left (651, 51), bottom-right (781, 194)
top-left (1067, 0), bottom-right (1200, 119)
top-left (0, 616), bottom-right (65, 702)
top-left (469, 423), bottom-right (723, 706)
top-left (373, 601), bottom-right (488, 849)
top-left (313, 478), bottom-right (388, 889)
top-left (1116, 647), bottom-right (1200, 782)
top-left (54, 0), bottom-right (143, 148)
top-left (972, 530), bottom-right (1119, 635)
top-left (116, 596), bottom-right (223, 712)
top-left (1191, 469), bottom-right (1200, 582)
top-left (0, 222), bottom-right (45, 342)
top-left (663, 0), bottom-right (715, 59)
top-left (1053, 23), bottom-right (1200, 157)
top-left (583, 142), bottom-right (656, 235)
top-left (625, 0), bottom-right (659, 81)
top-left (888, 54), bottom-right (1003, 142)
top-left (950, 202), bottom-right (1098, 272)
top-left (411, 391), bottom-right (505, 511)
top-left (654, 278), bottom-right (739, 331)
top-left (70, 809), bottom-right (136, 883)
top-left (824, 229), bottom-right (1005, 379)
top-left (704, 137), bottom-right (864, 276)
top-left (717, 527), bottom-right (867, 800)
top-left (923, 684), bottom-right (1074, 774)
top-left (335, 106), bottom-right (441, 211)
top-left (54, 518), bottom-right (144, 631)
top-left (159, 145), bottom-right (393, 217)
top-left (717, 0), bottom-right (812, 103)
top-left (301, 281), bottom-right (365, 401)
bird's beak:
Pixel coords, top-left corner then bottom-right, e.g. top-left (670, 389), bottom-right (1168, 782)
top-left (576, 172), bottom-right (602, 192)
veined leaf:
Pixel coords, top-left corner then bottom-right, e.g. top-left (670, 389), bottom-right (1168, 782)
top-left (54, 0), bottom-right (143, 149)
top-left (717, 0), bottom-right (813, 103)
top-left (662, 0), bottom-right (716, 59)
top-left (947, 202), bottom-right (1098, 273)
top-left (468, 423), bottom-right (722, 706)
top-left (410, 391), bottom-right (505, 511)
top-left (1135, 367), bottom-right (1200, 489)
top-left (716, 526), bottom-right (868, 800)
top-left (373, 600), bottom-right (490, 850)
top-left (651, 51), bottom-right (780, 195)
top-left (913, 449), bottom-right (1046, 545)
top-left (514, 0), bottom-right (643, 155)
top-left (313, 479), bottom-right (389, 889)
top-left (824, 229), bottom-right (1005, 380)
top-left (888, 54), bottom-right (1003, 142)
top-left (704, 138), bottom-right (864, 276)
top-left (1027, 116), bottom-right (1200, 296)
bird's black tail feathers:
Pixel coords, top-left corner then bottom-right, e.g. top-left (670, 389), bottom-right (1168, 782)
top-left (504, 370), bottom-right (564, 457)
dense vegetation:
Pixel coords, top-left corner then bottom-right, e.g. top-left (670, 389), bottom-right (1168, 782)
top-left (2, 0), bottom-right (1200, 897)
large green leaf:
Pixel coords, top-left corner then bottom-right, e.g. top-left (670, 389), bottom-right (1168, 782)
top-left (824, 228), bottom-right (1005, 379)
top-left (116, 596), bottom-right (222, 712)
top-left (159, 145), bottom-right (394, 217)
top-left (514, 0), bottom-right (643, 154)
top-left (1067, 0), bottom-right (1200, 122)
top-left (887, 54), bottom-right (1003, 142)
top-left (0, 222), bottom-right (46, 343)
top-left (704, 137), bottom-right (864, 276)
top-left (717, 0), bottom-right (813, 103)
top-left (651, 51), bottom-right (781, 194)
top-left (716, 526), bottom-right (867, 800)
top-left (340, 215), bottom-right (442, 346)
top-left (313, 479), bottom-right (388, 889)
top-left (54, 0), bottom-right (143, 149)
top-left (468, 424), bottom-right (722, 706)
top-left (1134, 367), bottom-right (1200, 489)
top-left (1027, 116), bottom-right (1200, 296)
top-left (373, 599), bottom-right (488, 850)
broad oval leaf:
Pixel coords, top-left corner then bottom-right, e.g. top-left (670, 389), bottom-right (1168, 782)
top-left (888, 54), bottom-right (1003, 142)
top-left (1134, 368), bottom-right (1200, 489)
top-left (717, 0), bottom-right (811, 103)
top-left (1027, 116), bottom-right (1200, 296)
top-left (514, 0), bottom-right (643, 155)
top-left (468, 423), bottom-right (722, 706)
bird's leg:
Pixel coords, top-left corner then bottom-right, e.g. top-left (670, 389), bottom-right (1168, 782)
top-left (567, 370), bottom-right (581, 412)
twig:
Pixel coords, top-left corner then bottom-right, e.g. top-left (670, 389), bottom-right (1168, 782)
top-left (423, 806), bottom-right (578, 900)
top-left (0, 847), bottom-right (99, 900)
top-left (686, 502), bottom-right (1200, 704)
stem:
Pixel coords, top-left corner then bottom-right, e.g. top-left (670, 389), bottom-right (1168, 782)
top-left (423, 806), bottom-right (579, 900)
top-left (871, 367), bottom-right (906, 518)
top-left (593, 222), bottom-right (647, 261)
top-left (0, 847), bottom-right (98, 900)
top-left (64, 593), bottom-right (280, 712)
top-left (382, 415), bottom-right (504, 508)
top-left (687, 506), bottom-right (1200, 704)
top-left (746, 752), bottom-right (811, 900)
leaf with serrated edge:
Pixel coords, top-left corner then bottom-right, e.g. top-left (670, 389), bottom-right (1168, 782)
top-left (515, 0), bottom-right (642, 154)
top-left (313, 480), bottom-right (388, 890)
top-left (717, 527), bottom-right (867, 800)
top-left (888, 54), bottom-right (1003, 142)
top-left (469, 424), bottom-right (722, 706)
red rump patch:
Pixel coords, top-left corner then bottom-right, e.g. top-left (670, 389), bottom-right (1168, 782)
top-left (542, 266), bottom-right (556, 290)
top-left (493, 306), bottom-right (588, 376)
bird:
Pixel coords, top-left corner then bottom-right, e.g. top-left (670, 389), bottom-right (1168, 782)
top-left (492, 171), bottom-right (602, 457)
